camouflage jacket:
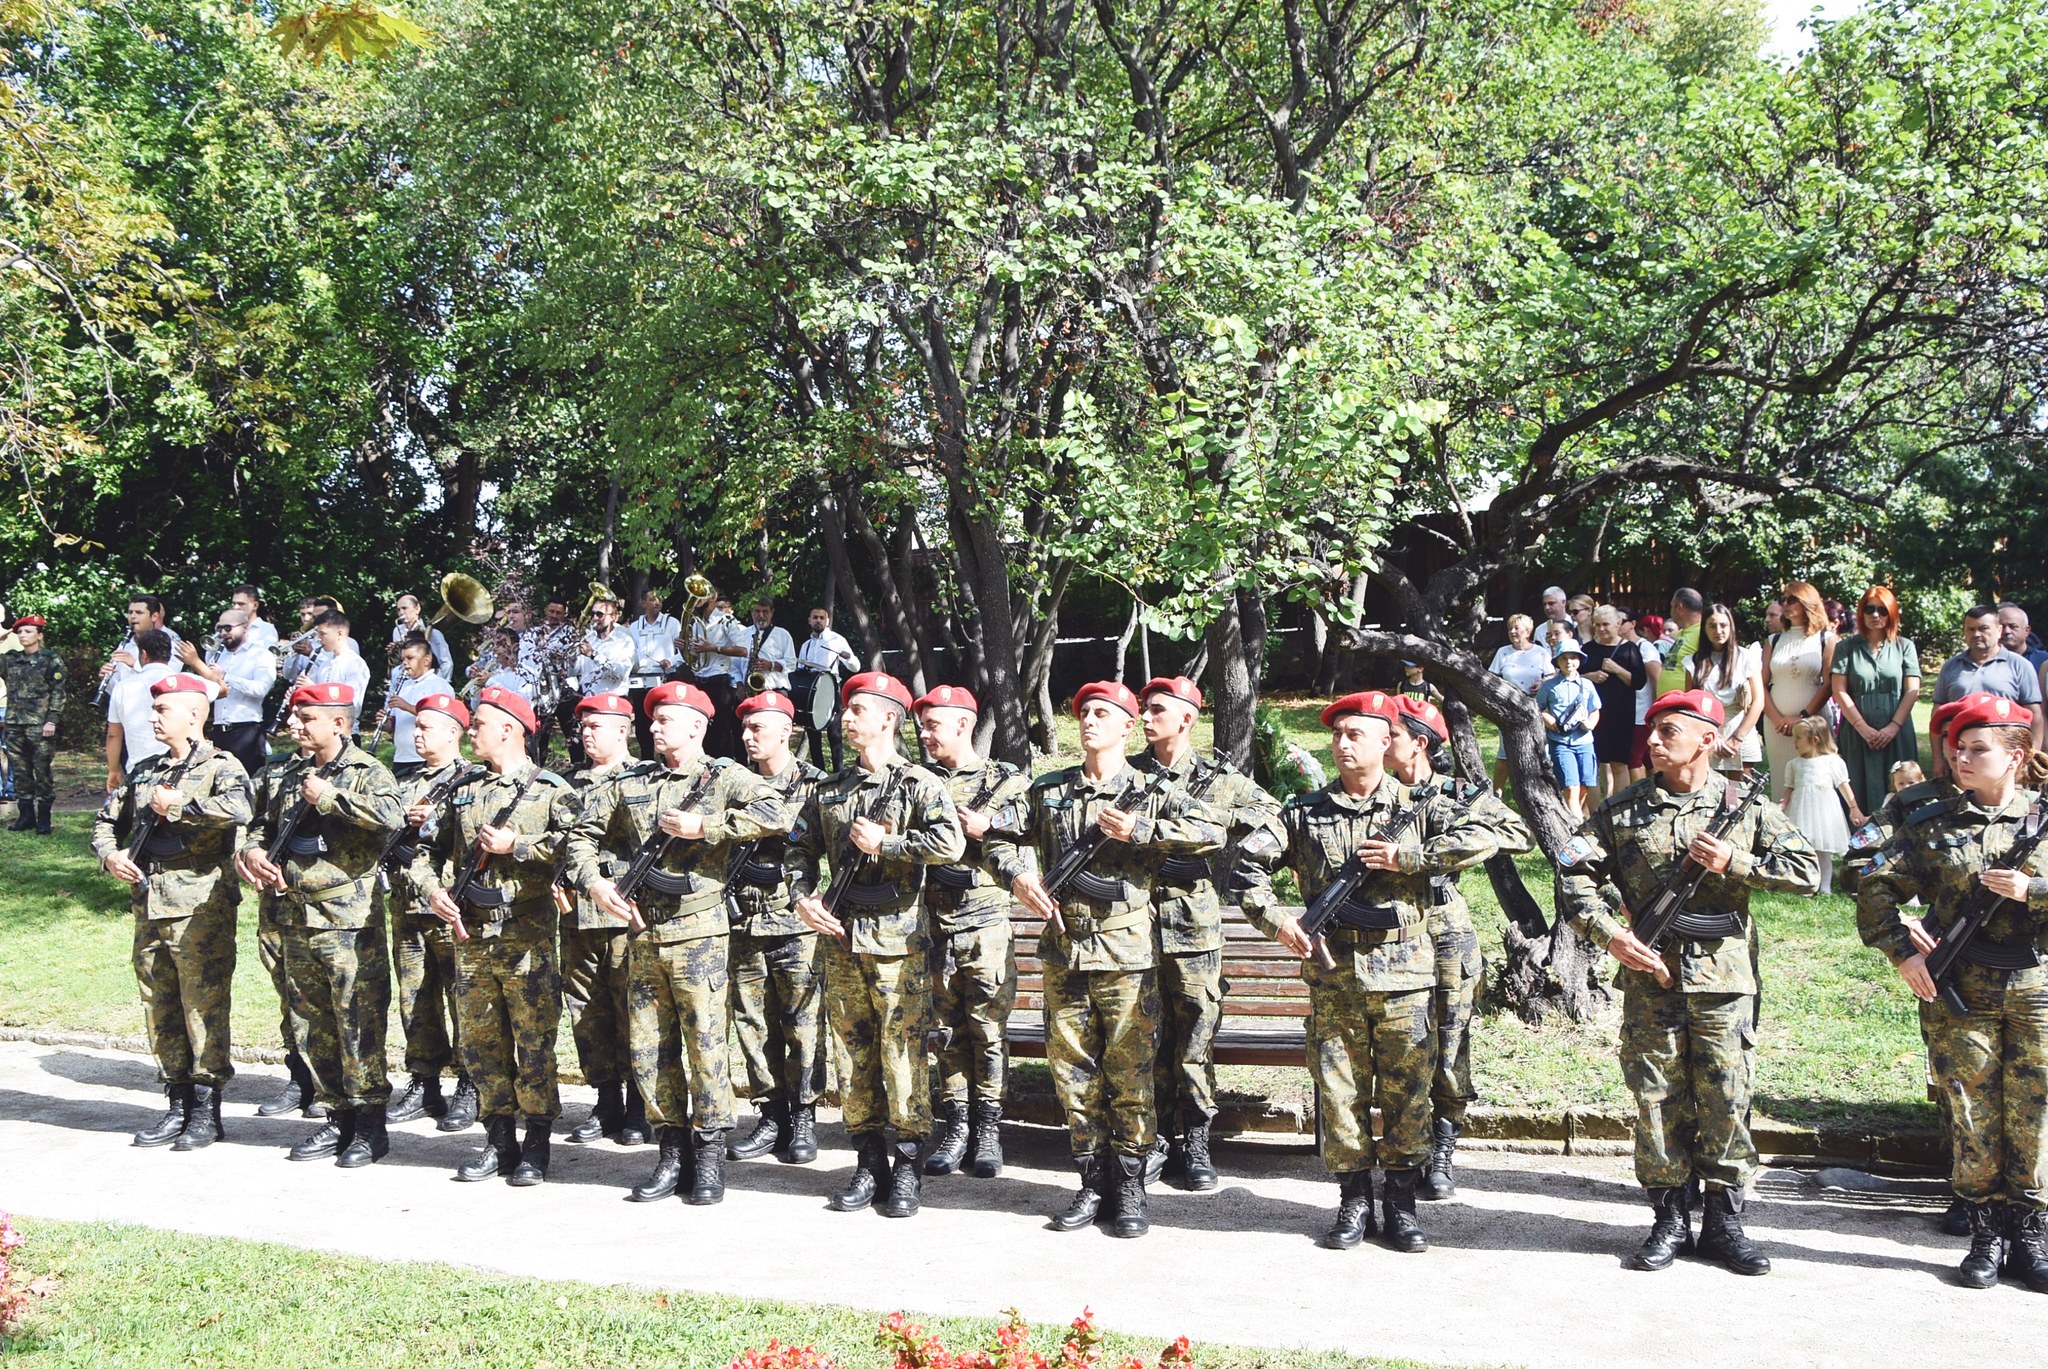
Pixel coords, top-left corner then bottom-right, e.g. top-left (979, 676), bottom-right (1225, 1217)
top-left (991, 761), bottom-right (1224, 973)
top-left (244, 748), bottom-right (308, 929)
top-left (922, 754), bottom-right (1032, 935)
top-left (1241, 772), bottom-right (1501, 993)
top-left (91, 743), bottom-right (252, 919)
top-left (565, 753), bottom-right (790, 945)
top-left (242, 741), bottom-right (403, 931)
top-left (784, 753), bottom-right (965, 957)
top-left (1133, 750), bottom-right (1283, 955)
top-left (1557, 773), bottom-right (1820, 996)
top-left (1846, 778), bottom-right (1954, 876)
top-left (387, 759), bottom-right (481, 917)
top-left (429, 759), bottom-right (579, 941)
top-left (560, 759), bottom-right (630, 931)
top-left (728, 754), bottom-right (827, 940)
top-left (0, 647), bottom-right (66, 729)
top-left (1858, 788), bottom-right (2048, 989)
top-left (1409, 773), bottom-right (1535, 934)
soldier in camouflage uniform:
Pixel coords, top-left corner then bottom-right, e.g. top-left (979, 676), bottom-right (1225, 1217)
top-left (566, 680), bottom-right (790, 1206)
top-left (2, 615), bottom-right (65, 835)
top-left (995, 680), bottom-right (1224, 1239)
top-left (1858, 695), bottom-right (2048, 1292)
top-left (726, 690), bottom-right (828, 1166)
top-left (242, 681), bottom-right (403, 1170)
top-left (92, 675), bottom-right (250, 1150)
top-left (1557, 688), bottom-right (1820, 1276)
top-left (790, 671), bottom-right (965, 1219)
top-left (241, 705), bottom-right (321, 1121)
top-left (1133, 675), bottom-right (1283, 1192)
top-left (425, 686), bottom-right (581, 1186)
top-left (1384, 694), bottom-right (1533, 1200)
top-left (1238, 690), bottom-right (1500, 1254)
top-left (912, 684), bottom-right (1030, 1181)
top-left (560, 693), bottom-right (638, 1146)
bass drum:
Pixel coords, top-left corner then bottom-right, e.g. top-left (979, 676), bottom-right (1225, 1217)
top-left (789, 668), bottom-right (836, 730)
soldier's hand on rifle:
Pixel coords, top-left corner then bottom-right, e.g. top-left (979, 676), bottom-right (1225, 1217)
top-left (427, 887), bottom-right (462, 924)
top-left (1896, 951), bottom-right (1937, 1002)
top-left (659, 807), bottom-right (706, 840)
top-left (1904, 915), bottom-right (1939, 957)
top-left (40, 720), bottom-right (55, 739)
top-left (1096, 807), bottom-right (1138, 842)
top-left (301, 772), bottom-right (334, 806)
top-left (1011, 872), bottom-right (1059, 922)
top-left (476, 823), bottom-right (516, 855)
top-left (590, 877), bottom-right (636, 922)
top-left (149, 785), bottom-right (180, 818)
top-left (1687, 831), bottom-right (1734, 873)
top-left (405, 802), bottom-right (432, 829)
top-left (958, 806), bottom-right (991, 840)
top-left (241, 848), bottom-right (284, 890)
top-left (796, 892), bottom-right (844, 940)
top-left (1275, 915), bottom-right (1314, 960)
top-left (102, 851), bottom-right (144, 885)
top-left (1354, 839), bottom-right (1401, 871)
top-left (1978, 868), bottom-right (2031, 901)
top-left (850, 816), bottom-right (886, 854)
top-left (1607, 929), bottom-right (1673, 987)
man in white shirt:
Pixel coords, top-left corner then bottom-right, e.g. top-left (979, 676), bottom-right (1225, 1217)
top-left (104, 628), bottom-right (178, 785)
top-left (280, 595), bottom-right (359, 685)
top-left (625, 589), bottom-right (680, 755)
top-left (378, 637), bottom-right (452, 776)
top-left (794, 606), bottom-right (859, 769)
top-left (388, 594), bottom-right (454, 684)
top-left (739, 600), bottom-right (797, 693)
top-left (178, 608), bottom-right (277, 777)
top-left (690, 597), bottom-right (746, 760)
top-left (472, 629), bottom-right (534, 699)
top-left (569, 597), bottom-right (634, 765)
top-left (308, 610), bottom-right (372, 730)
top-left (100, 593), bottom-right (182, 700)
top-left (230, 584), bottom-right (280, 651)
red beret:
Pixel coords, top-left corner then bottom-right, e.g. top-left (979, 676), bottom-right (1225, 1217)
top-left (284, 684), bottom-right (321, 710)
top-left (1320, 690), bottom-right (1400, 729)
top-left (295, 681), bottom-right (357, 711)
top-left (1394, 694), bottom-right (1449, 744)
top-left (1138, 676), bottom-right (1203, 711)
top-left (476, 685), bottom-right (539, 734)
top-left (913, 684), bottom-right (978, 716)
top-left (10, 615), bottom-right (44, 630)
top-left (841, 671), bottom-right (913, 714)
top-left (414, 693), bottom-right (470, 728)
top-left (736, 690), bottom-right (796, 720)
top-left (1645, 689), bottom-right (1725, 728)
top-left (1948, 694), bottom-right (2031, 750)
top-left (151, 674), bottom-right (211, 699)
top-left (1932, 692), bottom-right (2001, 746)
top-left (644, 680), bottom-right (715, 719)
top-left (575, 692), bottom-right (635, 718)
top-left (1072, 681), bottom-right (1140, 719)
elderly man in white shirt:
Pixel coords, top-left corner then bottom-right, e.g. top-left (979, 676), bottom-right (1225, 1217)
top-left (105, 628), bottom-right (179, 785)
top-left (793, 605), bottom-right (860, 769)
top-left (178, 608), bottom-right (277, 777)
top-left (738, 599), bottom-right (798, 693)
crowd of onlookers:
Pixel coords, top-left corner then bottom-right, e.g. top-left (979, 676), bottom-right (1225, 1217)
top-left (1483, 584), bottom-right (2048, 893)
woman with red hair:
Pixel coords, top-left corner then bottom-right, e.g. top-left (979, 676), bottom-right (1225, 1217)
top-left (1830, 586), bottom-right (1922, 815)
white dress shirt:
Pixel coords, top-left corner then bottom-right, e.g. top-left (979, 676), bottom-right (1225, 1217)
top-left (211, 638), bottom-right (278, 727)
top-left (627, 613), bottom-right (682, 685)
top-left (741, 624), bottom-right (798, 692)
top-left (796, 627), bottom-right (859, 676)
top-left (390, 671), bottom-right (452, 765)
top-left (576, 627), bottom-right (635, 697)
top-left (310, 646), bottom-right (373, 725)
top-left (108, 662), bottom-right (178, 772)
top-left (244, 618), bottom-right (280, 650)
top-left (485, 667), bottom-right (534, 700)
top-left (689, 611), bottom-right (740, 679)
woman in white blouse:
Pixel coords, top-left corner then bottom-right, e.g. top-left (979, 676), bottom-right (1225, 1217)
top-left (1687, 603), bottom-right (1765, 777)
top-left (1760, 581), bottom-right (1838, 802)
top-left (1488, 613), bottom-right (1553, 790)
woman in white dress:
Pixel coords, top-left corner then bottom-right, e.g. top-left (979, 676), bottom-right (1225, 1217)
top-left (1760, 581), bottom-right (1838, 802)
top-left (1687, 602), bottom-right (1764, 777)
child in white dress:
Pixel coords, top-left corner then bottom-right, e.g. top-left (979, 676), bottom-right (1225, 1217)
top-left (1782, 716), bottom-right (1862, 894)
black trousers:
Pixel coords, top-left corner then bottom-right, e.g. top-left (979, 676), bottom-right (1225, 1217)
top-left (210, 721), bottom-right (270, 778)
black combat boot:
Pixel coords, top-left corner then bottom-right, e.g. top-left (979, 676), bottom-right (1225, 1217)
top-left (457, 1115), bottom-right (521, 1182)
top-left (617, 1081), bottom-right (650, 1146)
top-left (507, 1117), bottom-right (552, 1185)
top-left (1958, 1202), bottom-right (2005, 1289)
top-left (1382, 1168), bottom-right (1429, 1253)
top-left (1180, 1119), bottom-right (1218, 1191)
top-left (782, 1102), bottom-right (818, 1164)
top-left (337, 1102), bottom-right (389, 1168)
top-left (1941, 1194), bottom-right (1973, 1237)
top-left (387, 1072), bottom-right (444, 1126)
top-left (1144, 1135), bottom-right (1170, 1185)
top-left (1629, 1186), bottom-right (1693, 1271)
top-left (134, 1082), bottom-right (193, 1148)
top-left (727, 1100), bottom-right (785, 1161)
top-left (1051, 1155), bottom-right (1107, 1231)
top-left (5, 800), bottom-right (31, 831)
top-left (969, 1099), bottom-right (1004, 1179)
top-left (258, 1054), bottom-right (317, 1118)
top-left (1420, 1118), bottom-right (1461, 1200)
top-left (1109, 1152), bottom-right (1150, 1239)
top-left (1697, 1187), bottom-right (1771, 1275)
top-left (172, 1083), bottom-right (225, 1152)
top-left (569, 1082), bottom-right (624, 1144)
top-left (688, 1131), bottom-right (727, 1205)
top-left (1321, 1171), bottom-right (1376, 1249)
top-left (34, 799), bottom-right (52, 835)
top-left (2006, 1207), bottom-right (2048, 1293)
top-left (879, 1137), bottom-right (924, 1218)
top-left (438, 1074), bottom-right (479, 1133)
top-left (289, 1109), bottom-right (354, 1162)
top-left (923, 1101), bottom-right (970, 1176)
top-left (631, 1127), bottom-right (688, 1201)
top-left (829, 1134), bottom-right (890, 1212)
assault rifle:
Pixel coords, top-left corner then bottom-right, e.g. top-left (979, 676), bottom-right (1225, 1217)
top-left (1297, 789), bottom-right (1428, 968)
top-left (377, 764), bottom-right (485, 892)
top-left (123, 747), bottom-right (205, 866)
top-left (1038, 768), bottom-right (1174, 936)
top-left (263, 754), bottom-right (349, 873)
top-left (444, 770), bottom-right (547, 943)
top-left (819, 763), bottom-right (917, 933)
top-left (1627, 771), bottom-right (1768, 954)
top-left (608, 764), bottom-right (721, 931)
top-left (1924, 799), bottom-right (2048, 1016)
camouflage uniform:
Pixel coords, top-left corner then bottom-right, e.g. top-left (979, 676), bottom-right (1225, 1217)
top-left (992, 766), bottom-right (1223, 1160)
top-left (248, 751), bottom-right (314, 1067)
top-left (924, 756), bottom-right (1031, 1110)
top-left (1, 645), bottom-right (64, 807)
top-left (388, 759), bottom-right (471, 1079)
top-left (564, 754), bottom-right (790, 1137)
top-left (727, 755), bottom-right (829, 1111)
top-left (248, 742), bottom-right (403, 1112)
top-left (1859, 789), bottom-right (2048, 1212)
top-left (429, 761), bottom-right (580, 1122)
top-left (785, 756), bottom-right (965, 1142)
top-left (561, 759), bottom-right (631, 1090)
top-left (1557, 774), bottom-right (1820, 1192)
top-left (91, 744), bottom-right (251, 1086)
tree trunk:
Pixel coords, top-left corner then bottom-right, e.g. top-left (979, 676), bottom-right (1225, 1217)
top-left (814, 479), bottom-right (882, 663)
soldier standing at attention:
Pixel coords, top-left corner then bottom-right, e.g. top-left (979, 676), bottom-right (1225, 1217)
top-left (1556, 689), bottom-right (1819, 1275)
top-left (91, 675), bottom-right (251, 1150)
top-left (1133, 675), bottom-right (1283, 1191)
top-left (425, 686), bottom-right (580, 1186)
top-left (791, 672), bottom-right (964, 1219)
top-left (1859, 694), bottom-right (2048, 1292)
top-left (1384, 695), bottom-right (1533, 1199)
top-left (241, 699), bottom-right (321, 1122)
top-left (2, 614), bottom-right (64, 835)
top-left (914, 685), bottom-right (1031, 1182)
top-left (567, 681), bottom-right (789, 1206)
top-left (560, 692), bottom-right (638, 1145)
top-left (997, 681), bottom-right (1224, 1239)
top-left (241, 682), bottom-right (403, 1169)
top-left (726, 690), bottom-right (829, 1166)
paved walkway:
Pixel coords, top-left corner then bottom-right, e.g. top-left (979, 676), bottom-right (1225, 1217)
top-left (2, 1041), bottom-right (2044, 1368)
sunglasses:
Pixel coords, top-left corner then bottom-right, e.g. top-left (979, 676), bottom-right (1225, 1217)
top-left (1861, 605), bottom-right (1888, 617)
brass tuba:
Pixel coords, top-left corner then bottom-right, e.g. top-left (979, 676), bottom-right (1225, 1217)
top-left (574, 580), bottom-right (616, 633)
top-left (431, 573), bottom-right (495, 627)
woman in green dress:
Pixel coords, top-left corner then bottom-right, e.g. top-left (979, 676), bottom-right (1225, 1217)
top-left (1830, 585), bottom-right (1921, 815)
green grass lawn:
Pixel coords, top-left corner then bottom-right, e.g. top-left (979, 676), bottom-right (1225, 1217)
top-left (0, 1218), bottom-right (1451, 1368)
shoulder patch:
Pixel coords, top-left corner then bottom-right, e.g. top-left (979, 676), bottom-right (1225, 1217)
top-left (1557, 834), bottom-right (1598, 868)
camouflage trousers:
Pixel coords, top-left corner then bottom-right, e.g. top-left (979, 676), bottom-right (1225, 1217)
top-left (1619, 985), bottom-right (1758, 1191)
top-left (1152, 949), bottom-right (1223, 1131)
top-left (132, 896), bottom-right (237, 1087)
top-left (1923, 982), bottom-right (2048, 1211)
top-left (1432, 920), bottom-right (1484, 1124)
top-left (256, 894), bottom-right (308, 1059)
top-left (284, 919), bottom-right (392, 1110)
top-left (626, 934), bottom-right (736, 1136)
top-left (729, 928), bottom-right (825, 1106)
top-left (821, 936), bottom-right (932, 1141)
top-left (929, 922), bottom-right (1017, 1108)
top-left (563, 924), bottom-right (631, 1088)
top-left (2, 730), bottom-right (53, 802)
top-left (1307, 970), bottom-right (1436, 1174)
top-left (455, 931), bottom-right (562, 1121)
top-left (1044, 963), bottom-right (1158, 1159)
top-left (392, 910), bottom-right (460, 1077)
